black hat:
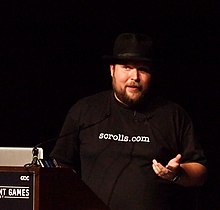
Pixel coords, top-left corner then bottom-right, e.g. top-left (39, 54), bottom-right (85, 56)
top-left (103, 33), bottom-right (153, 64)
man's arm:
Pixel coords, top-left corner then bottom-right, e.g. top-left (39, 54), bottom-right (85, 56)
top-left (178, 162), bottom-right (207, 186)
top-left (152, 154), bottom-right (207, 187)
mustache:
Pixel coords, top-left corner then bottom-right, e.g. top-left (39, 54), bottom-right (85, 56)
top-left (126, 82), bottom-right (141, 89)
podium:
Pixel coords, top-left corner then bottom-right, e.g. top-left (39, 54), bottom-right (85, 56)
top-left (0, 166), bottom-right (110, 210)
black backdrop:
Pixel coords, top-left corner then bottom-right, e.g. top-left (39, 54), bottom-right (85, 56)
top-left (0, 1), bottom-right (219, 209)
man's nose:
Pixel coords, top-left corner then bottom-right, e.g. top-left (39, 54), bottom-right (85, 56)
top-left (130, 68), bottom-right (139, 80)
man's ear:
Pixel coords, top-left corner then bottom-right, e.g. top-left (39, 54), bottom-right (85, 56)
top-left (110, 64), bottom-right (114, 77)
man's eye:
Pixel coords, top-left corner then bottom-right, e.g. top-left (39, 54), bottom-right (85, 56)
top-left (123, 66), bottom-right (132, 70)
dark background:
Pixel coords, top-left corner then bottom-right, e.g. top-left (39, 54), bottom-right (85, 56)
top-left (0, 0), bottom-right (219, 209)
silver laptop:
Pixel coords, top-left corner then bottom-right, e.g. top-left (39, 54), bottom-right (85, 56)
top-left (0, 147), bottom-right (43, 166)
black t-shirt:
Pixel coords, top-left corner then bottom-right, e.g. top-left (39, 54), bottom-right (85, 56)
top-left (50, 90), bottom-right (207, 210)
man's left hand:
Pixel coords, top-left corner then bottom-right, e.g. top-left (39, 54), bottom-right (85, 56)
top-left (152, 154), bottom-right (182, 181)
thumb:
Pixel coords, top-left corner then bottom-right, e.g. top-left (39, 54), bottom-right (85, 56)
top-left (166, 154), bottom-right (182, 169)
top-left (174, 154), bottom-right (182, 163)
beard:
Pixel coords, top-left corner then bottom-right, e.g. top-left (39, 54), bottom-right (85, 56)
top-left (112, 79), bottom-right (147, 107)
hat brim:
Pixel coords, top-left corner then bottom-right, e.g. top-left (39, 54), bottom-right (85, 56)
top-left (102, 55), bottom-right (152, 64)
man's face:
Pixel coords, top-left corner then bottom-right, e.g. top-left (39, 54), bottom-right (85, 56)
top-left (110, 63), bottom-right (152, 107)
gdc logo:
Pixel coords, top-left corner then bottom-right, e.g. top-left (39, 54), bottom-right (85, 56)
top-left (20, 176), bottom-right (30, 181)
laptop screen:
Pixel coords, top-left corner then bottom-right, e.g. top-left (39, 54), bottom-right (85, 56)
top-left (0, 147), bottom-right (43, 167)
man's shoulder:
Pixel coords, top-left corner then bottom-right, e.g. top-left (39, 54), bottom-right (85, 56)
top-left (79, 90), bottom-right (112, 104)
top-left (148, 95), bottom-right (191, 121)
top-left (68, 90), bottom-right (112, 124)
top-left (76, 90), bottom-right (112, 108)
top-left (69, 90), bottom-right (112, 115)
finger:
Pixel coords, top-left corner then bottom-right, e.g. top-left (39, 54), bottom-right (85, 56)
top-left (154, 162), bottom-right (165, 171)
top-left (152, 159), bottom-right (171, 175)
top-left (152, 159), bottom-right (157, 164)
top-left (155, 164), bottom-right (169, 176)
top-left (152, 159), bottom-right (161, 172)
top-left (152, 163), bottom-right (159, 174)
top-left (175, 154), bottom-right (182, 163)
top-left (152, 162), bottom-right (160, 174)
top-left (152, 162), bottom-right (162, 173)
top-left (152, 164), bottom-right (165, 176)
top-left (152, 160), bottom-right (164, 175)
